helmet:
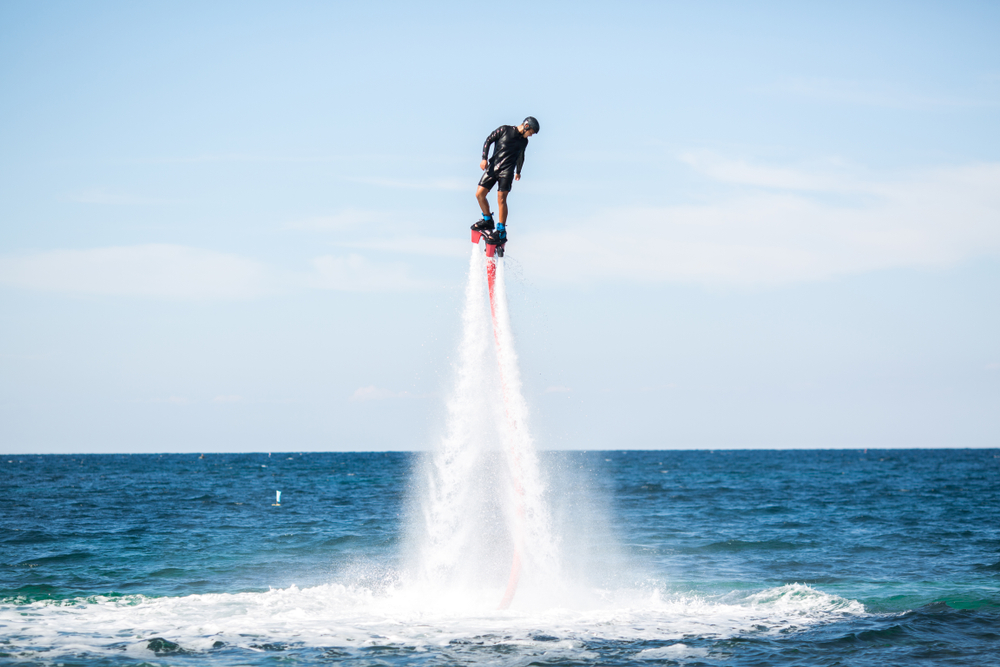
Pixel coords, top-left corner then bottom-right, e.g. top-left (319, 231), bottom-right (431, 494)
top-left (522, 116), bottom-right (540, 133)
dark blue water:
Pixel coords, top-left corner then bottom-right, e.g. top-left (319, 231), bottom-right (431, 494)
top-left (2, 450), bottom-right (998, 665)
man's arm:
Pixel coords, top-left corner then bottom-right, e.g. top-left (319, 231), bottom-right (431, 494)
top-left (514, 145), bottom-right (526, 179)
top-left (482, 127), bottom-right (503, 161)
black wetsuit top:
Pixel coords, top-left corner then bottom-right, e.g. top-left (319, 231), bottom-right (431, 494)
top-left (482, 125), bottom-right (528, 175)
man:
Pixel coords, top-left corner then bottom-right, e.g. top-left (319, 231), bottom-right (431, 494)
top-left (471, 116), bottom-right (540, 246)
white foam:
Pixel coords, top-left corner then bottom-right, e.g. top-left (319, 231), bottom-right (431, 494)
top-left (0, 583), bottom-right (865, 659)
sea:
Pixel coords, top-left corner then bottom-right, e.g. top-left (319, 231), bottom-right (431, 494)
top-left (1, 448), bottom-right (998, 666)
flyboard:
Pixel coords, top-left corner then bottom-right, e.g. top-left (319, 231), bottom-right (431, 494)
top-left (470, 227), bottom-right (522, 609)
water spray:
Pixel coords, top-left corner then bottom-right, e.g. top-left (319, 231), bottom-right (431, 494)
top-left (414, 242), bottom-right (555, 610)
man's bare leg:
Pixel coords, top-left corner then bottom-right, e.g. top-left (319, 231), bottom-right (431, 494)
top-left (497, 191), bottom-right (509, 226)
top-left (476, 186), bottom-right (492, 217)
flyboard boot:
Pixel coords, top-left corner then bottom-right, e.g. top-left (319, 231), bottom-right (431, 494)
top-left (483, 226), bottom-right (507, 258)
top-left (471, 215), bottom-right (495, 243)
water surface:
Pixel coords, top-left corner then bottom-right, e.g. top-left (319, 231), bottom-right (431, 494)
top-left (1, 449), bottom-right (998, 665)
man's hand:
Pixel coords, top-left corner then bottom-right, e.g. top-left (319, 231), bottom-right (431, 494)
top-left (514, 173), bottom-right (521, 181)
top-left (480, 159), bottom-right (488, 171)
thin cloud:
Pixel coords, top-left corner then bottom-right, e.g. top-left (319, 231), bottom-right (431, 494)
top-left (104, 152), bottom-right (414, 165)
top-left (118, 153), bottom-right (341, 165)
top-left (0, 245), bottom-right (273, 299)
top-left (0, 245), bottom-right (444, 298)
top-left (348, 177), bottom-right (466, 191)
top-left (679, 152), bottom-right (856, 192)
top-left (284, 209), bottom-right (391, 231)
top-left (66, 188), bottom-right (176, 205)
top-left (130, 396), bottom-right (190, 404)
top-left (309, 254), bottom-right (441, 291)
top-left (341, 236), bottom-right (468, 258)
top-left (351, 386), bottom-right (415, 401)
top-left (769, 77), bottom-right (998, 110)
top-left (545, 386), bottom-right (573, 393)
top-left (517, 158), bottom-right (1000, 286)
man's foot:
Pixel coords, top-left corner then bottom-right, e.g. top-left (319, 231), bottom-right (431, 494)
top-left (482, 228), bottom-right (507, 245)
top-left (471, 217), bottom-right (495, 232)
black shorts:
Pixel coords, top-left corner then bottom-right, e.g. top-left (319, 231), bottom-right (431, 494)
top-left (478, 169), bottom-right (515, 193)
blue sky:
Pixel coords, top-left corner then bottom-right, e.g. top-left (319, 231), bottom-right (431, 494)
top-left (1, 1), bottom-right (998, 453)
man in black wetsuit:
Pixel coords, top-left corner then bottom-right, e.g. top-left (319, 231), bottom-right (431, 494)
top-left (471, 116), bottom-right (540, 246)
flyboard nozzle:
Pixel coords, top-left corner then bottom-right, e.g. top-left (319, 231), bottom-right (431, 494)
top-left (272, 490), bottom-right (281, 506)
top-left (471, 230), bottom-right (482, 243)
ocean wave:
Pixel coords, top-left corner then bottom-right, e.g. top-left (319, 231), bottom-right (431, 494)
top-left (0, 582), bottom-right (865, 661)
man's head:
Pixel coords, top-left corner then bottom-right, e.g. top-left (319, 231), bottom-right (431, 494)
top-left (520, 116), bottom-right (540, 137)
